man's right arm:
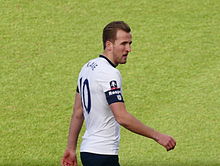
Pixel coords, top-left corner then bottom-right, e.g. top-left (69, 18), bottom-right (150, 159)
top-left (61, 93), bottom-right (84, 166)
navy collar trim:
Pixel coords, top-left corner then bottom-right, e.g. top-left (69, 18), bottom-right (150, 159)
top-left (99, 55), bottom-right (116, 68)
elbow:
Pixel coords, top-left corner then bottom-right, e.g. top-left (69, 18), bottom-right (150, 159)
top-left (75, 114), bottom-right (84, 121)
top-left (73, 107), bottom-right (84, 121)
top-left (115, 115), bottom-right (130, 128)
top-left (116, 117), bottom-right (124, 126)
top-left (110, 102), bottom-right (131, 127)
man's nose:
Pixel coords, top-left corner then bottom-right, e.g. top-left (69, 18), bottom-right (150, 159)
top-left (127, 45), bottom-right (131, 52)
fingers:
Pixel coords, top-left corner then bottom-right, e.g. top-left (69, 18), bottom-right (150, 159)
top-left (61, 149), bottom-right (77, 166)
top-left (62, 160), bottom-right (74, 166)
top-left (157, 133), bottom-right (177, 151)
top-left (61, 157), bottom-right (77, 166)
top-left (166, 137), bottom-right (176, 151)
top-left (74, 161), bottom-right (78, 166)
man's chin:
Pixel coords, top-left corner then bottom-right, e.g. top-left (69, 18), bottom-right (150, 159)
top-left (120, 60), bottom-right (127, 64)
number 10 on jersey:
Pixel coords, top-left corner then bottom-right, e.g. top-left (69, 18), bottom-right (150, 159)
top-left (79, 77), bottom-right (91, 114)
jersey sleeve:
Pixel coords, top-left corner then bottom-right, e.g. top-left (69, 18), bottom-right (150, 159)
top-left (99, 70), bottom-right (124, 105)
top-left (76, 86), bottom-right (79, 93)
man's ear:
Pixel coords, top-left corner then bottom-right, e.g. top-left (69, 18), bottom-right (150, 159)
top-left (106, 41), bottom-right (113, 51)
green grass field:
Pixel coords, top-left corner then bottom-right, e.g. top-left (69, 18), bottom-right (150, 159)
top-left (1, 0), bottom-right (220, 165)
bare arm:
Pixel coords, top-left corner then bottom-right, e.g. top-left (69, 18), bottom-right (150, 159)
top-left (110, 102), bottom-right (176, 151)
top-left (61, 93), bottom-right (84, 166)
top-left (66, 93), bottom-right (84, 150)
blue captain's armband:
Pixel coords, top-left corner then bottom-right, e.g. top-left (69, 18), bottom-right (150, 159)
top-left (105, 88), bottom-right (124, 105)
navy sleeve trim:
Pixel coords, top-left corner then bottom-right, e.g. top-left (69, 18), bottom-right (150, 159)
top-left (105, 88), bottom-right (124, 105)
top-left (76, 86), bottom-right (79, 93)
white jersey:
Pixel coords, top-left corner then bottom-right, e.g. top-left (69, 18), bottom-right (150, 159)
top-left (77, 55), bottom-right (124, 155)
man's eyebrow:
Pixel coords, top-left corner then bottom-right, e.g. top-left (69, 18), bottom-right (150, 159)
top-left (121, 41), bottom-right (132, 44)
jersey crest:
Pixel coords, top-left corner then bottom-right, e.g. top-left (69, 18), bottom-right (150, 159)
top-left (110, 80), bottom-right (118, 90)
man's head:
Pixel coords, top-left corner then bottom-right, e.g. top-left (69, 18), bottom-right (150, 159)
top-left (103, 21), bottom-right (132, 66)
top-left (103, 21), bottom-right (131, 49)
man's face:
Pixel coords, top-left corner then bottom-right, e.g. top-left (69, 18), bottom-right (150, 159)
top-left (112, 30), bottom-right (132, 65)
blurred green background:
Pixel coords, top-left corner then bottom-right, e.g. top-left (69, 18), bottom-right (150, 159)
top-left (0, 0), bottom-right (220, 165)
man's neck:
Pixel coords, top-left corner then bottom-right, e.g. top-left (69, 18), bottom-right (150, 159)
top-left (102, 52), bottom-right (118, 67)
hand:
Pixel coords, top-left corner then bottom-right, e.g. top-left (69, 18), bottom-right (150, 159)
top-left (61, 149), bottom-right (77, 166)
top-left (155, 133), bottom-right (176, 151)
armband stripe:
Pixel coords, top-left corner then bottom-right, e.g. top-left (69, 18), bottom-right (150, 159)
top-left (105, 88), bottom-right (124, 105)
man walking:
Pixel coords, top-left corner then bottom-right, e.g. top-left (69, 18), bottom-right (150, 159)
top-left (61, 21), bottom-right (176, 166)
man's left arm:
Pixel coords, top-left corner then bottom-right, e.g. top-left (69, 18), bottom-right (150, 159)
top-left (110, 102), bottom-right (176, 151)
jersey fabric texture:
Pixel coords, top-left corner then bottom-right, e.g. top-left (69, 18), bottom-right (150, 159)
top-left (77, 55), bottom-right (124, 155)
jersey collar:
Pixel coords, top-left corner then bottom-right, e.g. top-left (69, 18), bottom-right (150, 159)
top-left (99, 55), bottom-right (116, 68)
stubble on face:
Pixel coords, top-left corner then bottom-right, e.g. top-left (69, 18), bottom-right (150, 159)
top-left (112, 30), bottom-right (132, 65)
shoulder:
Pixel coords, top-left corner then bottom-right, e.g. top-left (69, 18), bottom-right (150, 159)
top-left (99, 61), bottom-right (121, 79)
top-left (79, 56), bottom-right (121, 79)
top-left (92, 57), bottom-right (121, 76)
